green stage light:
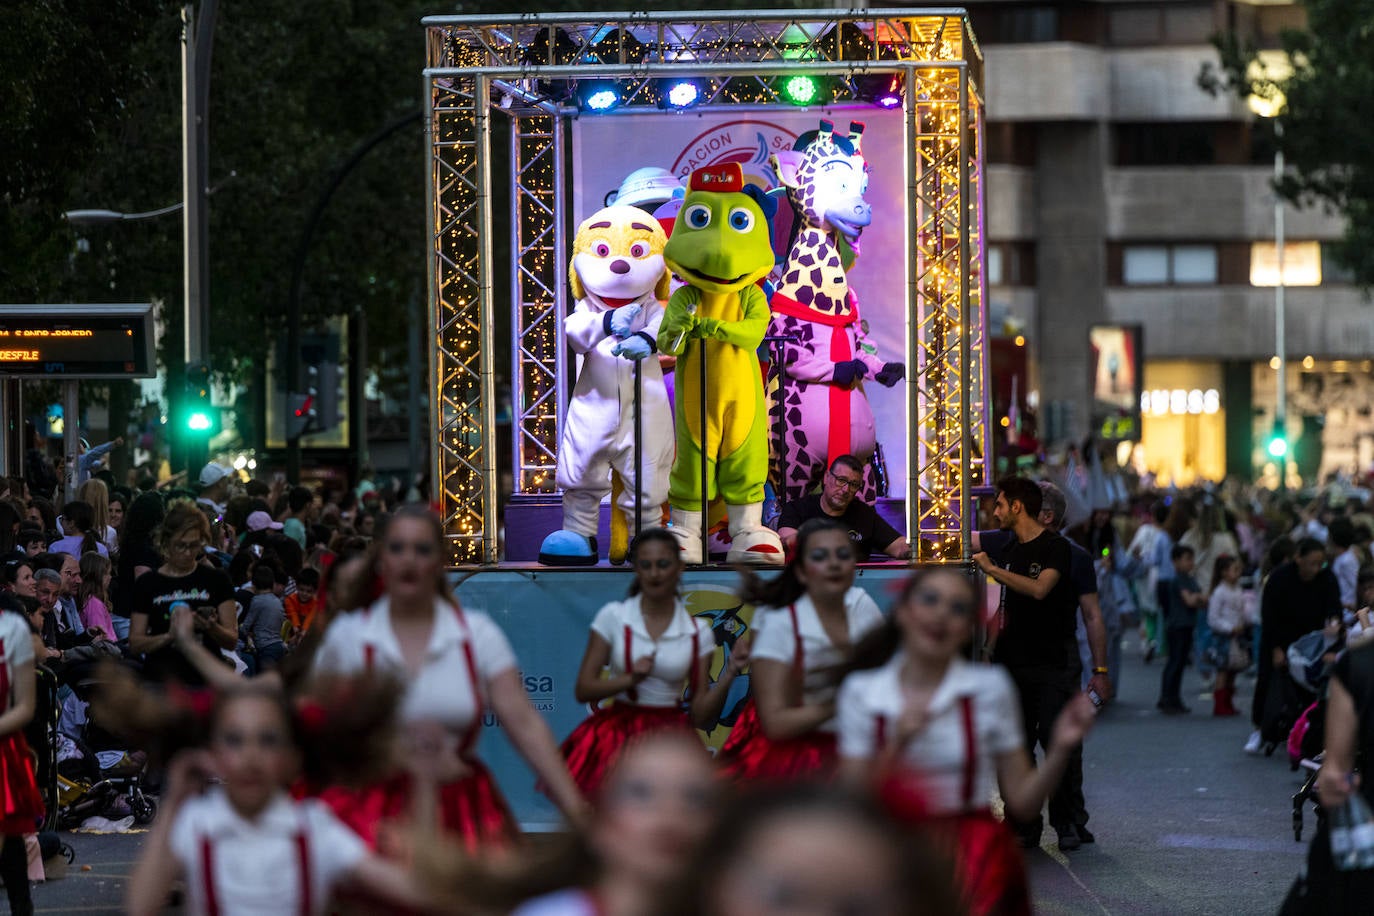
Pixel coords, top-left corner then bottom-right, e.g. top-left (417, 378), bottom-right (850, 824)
top-left (781, 75), bottom-right (821, 106)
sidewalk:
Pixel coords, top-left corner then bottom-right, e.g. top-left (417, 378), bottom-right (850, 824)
top-left (1026, 637), bottom-right (1311, 914)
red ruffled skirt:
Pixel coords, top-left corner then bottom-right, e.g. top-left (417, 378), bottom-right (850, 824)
top-left (315, 758), bottom-right (516, 855)
top-left (560, 703), bottom-right (694, 798)
top-left (877, 770), bottom-right (1029, 916)
top-left (717, 701), bottom-right (837, 783)
top-left (0, 732), bottom-right (43, 835)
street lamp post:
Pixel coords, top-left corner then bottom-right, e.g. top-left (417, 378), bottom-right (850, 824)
top-left (1272, 121), bottom-right (1287, 491)
top-left (1249, 57), bottom-right (1289, 491)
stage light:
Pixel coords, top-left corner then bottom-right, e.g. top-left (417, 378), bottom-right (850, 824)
top-left (854, 72), bottom-right (903, 109)
top-left (781, 75), bottom-right (821, 106)
top-left (659, 79), bottom-right (703, 110)
top-left (578, 80), bottom-right (621, 113)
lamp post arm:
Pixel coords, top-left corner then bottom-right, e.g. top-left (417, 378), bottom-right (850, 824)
top-left (284, 109), bottom-right (422, 482)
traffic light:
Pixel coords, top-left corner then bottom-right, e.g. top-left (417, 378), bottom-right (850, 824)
top-left (1266, 420), bottom-right (1289, 459)
top-left (286, 346), bottom-right (322, 441)
top-left (185, 361), bottom-right (214, 435)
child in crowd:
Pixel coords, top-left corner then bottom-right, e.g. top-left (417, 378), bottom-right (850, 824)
top-left (1158, 545), bottom-right (1207, 715)
top-left (1206, 555), bottom-right (1253, 717)
top-left (126, 683), bottom-right (428, 915)
top-left (77, 552), bottom-right (116, 638)
top-left (243, 566), bottom-right (288, 672)
top-left (284, 567), bottom-right (322, 643)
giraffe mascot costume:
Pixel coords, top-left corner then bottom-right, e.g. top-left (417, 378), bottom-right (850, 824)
top-left (767, 120), bottom-right (905, 502)
top-left (657, 163), bottom-right (783, 565)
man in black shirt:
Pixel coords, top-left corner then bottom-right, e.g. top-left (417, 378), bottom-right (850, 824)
top-left (973, 475), bottom-right (1097, 851)
top-left (776, 454), bottom-right (908, 561)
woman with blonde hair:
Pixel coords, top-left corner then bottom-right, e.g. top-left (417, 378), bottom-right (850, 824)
top-left (76, 478), bottom-right (117, 555)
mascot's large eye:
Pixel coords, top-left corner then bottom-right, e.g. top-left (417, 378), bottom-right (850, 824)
top-left (590, 239), bottom-right (612, 258)
top-left (684, 204), bottom-right (711, 230)
top-left (629, 241), bottom-right (651, 258)
top-left (727, 207), bottom-right (755, 233)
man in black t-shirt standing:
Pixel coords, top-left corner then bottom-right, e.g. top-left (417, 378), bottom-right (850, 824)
top-left (973, 475), bottom-right (1100, 851)
top-left (776, 455), bottom-right (909, 561)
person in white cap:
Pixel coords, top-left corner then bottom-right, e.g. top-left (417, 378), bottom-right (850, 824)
top-left (196, 464), bottom-right (233, 519)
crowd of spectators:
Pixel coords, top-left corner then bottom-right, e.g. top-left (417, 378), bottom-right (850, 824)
top-left (0, 460), bottom-right (406, 719)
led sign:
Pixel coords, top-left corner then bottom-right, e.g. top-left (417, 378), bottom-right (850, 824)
top-left (0, 305), bottom-right (155, 378)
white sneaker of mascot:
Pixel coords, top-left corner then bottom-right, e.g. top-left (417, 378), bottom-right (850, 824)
top-left (538, 205), bottom-right (674, 566)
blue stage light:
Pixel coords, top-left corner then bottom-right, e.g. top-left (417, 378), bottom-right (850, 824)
top-left (578, 81), bottom-right (621, 113)
top-left (661, 79), bottom-right (702, 110)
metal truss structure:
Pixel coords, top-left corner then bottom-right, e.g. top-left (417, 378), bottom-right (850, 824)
top-left (425, 9), bottom-right (989, 566)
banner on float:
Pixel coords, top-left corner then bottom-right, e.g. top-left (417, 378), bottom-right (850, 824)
top-left (456, 566), bottom-right (907, 829)
top-left (571, 107), bottom-right (909, 498)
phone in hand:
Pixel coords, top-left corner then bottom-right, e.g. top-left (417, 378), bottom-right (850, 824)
top-left (1087, 688), bottom-right (1104, 708)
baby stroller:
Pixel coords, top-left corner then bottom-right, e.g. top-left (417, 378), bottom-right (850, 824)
top-left (24, 666), bottom-right (60, 831)
top-left (53, 676), bottom-right (157, 829)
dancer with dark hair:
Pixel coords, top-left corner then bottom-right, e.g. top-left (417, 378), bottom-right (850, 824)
top-left (719, 518), bottom-right (883, 782)
top-left (559, 529), bottom-right (746, 796)
top-left (313, 505), bottom-right (588, 851)
top-left (126, 682), bottom-right (429, 915)
top-left (689, 783), bottom-right (964, 916)
top-left (837, 568), bottom-right (1095, 915)
top-left (421, 733), bottom-right (720, 916)
top-left (0, 595), bottom-right (43, 915)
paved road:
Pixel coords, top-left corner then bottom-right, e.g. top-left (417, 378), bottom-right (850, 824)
top-left (1027, 640), bottom-right (1310, 915)
top-left (26, 640), bottom-right (1316, 914)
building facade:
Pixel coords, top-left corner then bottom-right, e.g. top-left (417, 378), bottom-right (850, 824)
top-left (968, 0), bottom-right (1364, 486)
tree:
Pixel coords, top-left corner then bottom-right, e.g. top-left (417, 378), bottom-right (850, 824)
top-left (1202, 0), bottom-right (1374, 288)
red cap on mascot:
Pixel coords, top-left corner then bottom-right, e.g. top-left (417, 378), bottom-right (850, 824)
top-left (688, 162), bottom-right (745, 194)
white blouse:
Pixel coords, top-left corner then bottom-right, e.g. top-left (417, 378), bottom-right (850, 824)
top-left (169, 787), bottom-right (367, 916)
top-left (590, 597), bottom-right (714, 707)
top-left (0, 611), bottom-right (33, 710)
top-left (750, 587), bottom-right (884, 730)
top-left (314, 596), bottom-right (516, 735)
top-left (1207, 582), bottom-right (1255, 636)
top-left (837, 655), bottom-right (1024, 815)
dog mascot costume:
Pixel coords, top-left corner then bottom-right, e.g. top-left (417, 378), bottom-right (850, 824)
top-left (657, 163), bottom-right (783, 565)
top-left (538, 205), bottom-right (674, 566)
top-left (768, 120), bottom-right (905, 502)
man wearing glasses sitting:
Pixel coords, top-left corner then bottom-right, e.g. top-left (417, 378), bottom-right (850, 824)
top-left (775, 455), bottom-right (909, 561)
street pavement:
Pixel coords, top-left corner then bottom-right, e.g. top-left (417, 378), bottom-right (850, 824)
top-left (23, 640), bottom-right (1316, 914)
top-left (1027, 640), bottom-right (1311, 915)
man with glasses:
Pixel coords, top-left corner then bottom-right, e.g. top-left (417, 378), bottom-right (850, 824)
top-left (776, 455), bottom-right (909, 561)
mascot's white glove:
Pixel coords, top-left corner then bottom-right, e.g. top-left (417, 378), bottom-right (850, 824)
top-left (609, 303), bottom-right (643, 339)
top-left (611, 336), bottom-right (654, 361)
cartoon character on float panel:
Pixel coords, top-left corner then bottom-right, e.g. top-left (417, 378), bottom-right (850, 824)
top-left (538, 206), bottom-right (674, 567)
top-left (657, 162), bottom-right (783, 566)
top-left (767, 120), bottom-right (905, 503)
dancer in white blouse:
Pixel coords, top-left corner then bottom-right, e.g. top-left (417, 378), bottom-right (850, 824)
top-left (561, 530), bottom-right (747, 796)
top-left (720, 518), bottom-right (883, 781)
top-left (313, 506), bottom-right (587, 851)
top-left (836, 568), bottom-right (1095, 916)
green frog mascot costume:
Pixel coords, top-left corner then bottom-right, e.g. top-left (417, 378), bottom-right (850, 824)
top-left (657, 162), bottom-right (783, 565)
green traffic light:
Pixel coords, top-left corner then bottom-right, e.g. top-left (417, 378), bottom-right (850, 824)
top-left (187, 411), bottom-right (212, 432)
top-left (1267, 436), bottom-right (1288, 458)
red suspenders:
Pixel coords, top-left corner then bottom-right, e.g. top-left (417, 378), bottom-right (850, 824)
top-left (624, 624), bottom-right (638, 703)
top-left (0, 638), bottom-right (9, 709)
top-left (874, 690), bottom-right (980, 811)
top-left (200, 814), bottom-right (312, 916)
top-left (787, 603), bottom-right (805, 690)
top-left (361, 602), bottom-right (485, 756)
top-left (958, 695), bottom-right (977, 809)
